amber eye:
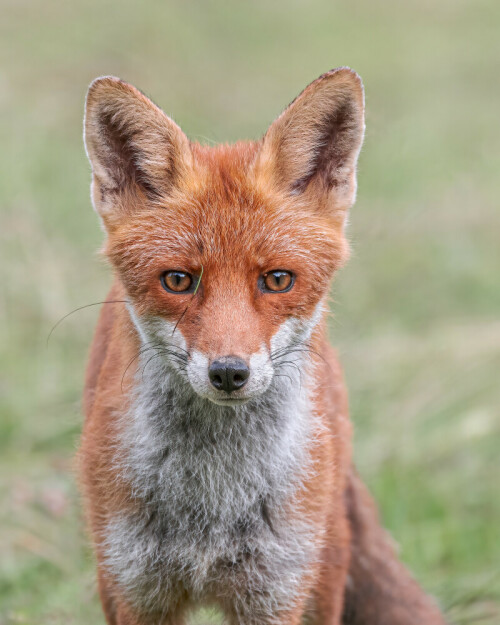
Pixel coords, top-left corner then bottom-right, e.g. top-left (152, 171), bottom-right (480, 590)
top-left (161, 271), bottom-right (193, 293)
top-left (261, 270), bottom-right (294, 293)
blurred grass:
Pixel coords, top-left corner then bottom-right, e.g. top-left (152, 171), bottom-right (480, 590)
top-left (1, 0), bottom-right (499, 622)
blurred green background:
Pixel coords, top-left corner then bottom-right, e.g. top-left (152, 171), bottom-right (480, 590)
top-left (1, 0), bottom-right (499, 623)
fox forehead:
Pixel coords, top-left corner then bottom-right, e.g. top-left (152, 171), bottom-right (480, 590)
top-left (107, 143), bottom-right (346, 281)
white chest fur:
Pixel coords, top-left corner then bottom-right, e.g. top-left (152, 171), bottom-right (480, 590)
top-left (103, 357), bottom-right (321, 620)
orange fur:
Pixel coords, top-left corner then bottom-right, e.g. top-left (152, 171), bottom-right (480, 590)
top-left (80, 69), bottom-right (446, 624)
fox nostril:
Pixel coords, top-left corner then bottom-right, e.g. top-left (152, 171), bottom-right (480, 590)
top-left (209, 357), bottom-right (250, 393)
top-left (211, 373), bottom-right (224, 390)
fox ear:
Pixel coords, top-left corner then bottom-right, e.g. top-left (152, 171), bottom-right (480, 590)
top-left (256, 68), bottom-right (365, 212)
top-left (84, 76), bottom-right (192, 230)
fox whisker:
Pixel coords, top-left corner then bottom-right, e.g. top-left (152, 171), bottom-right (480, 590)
top-left (46, 300), bottom-right (128, 347)
top-left (273, 359), bottom-right (303, 389)
top-left (121, 343), bottom-right (187, 391)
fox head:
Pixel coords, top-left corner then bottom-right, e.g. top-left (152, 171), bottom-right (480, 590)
top-left (84, 69), bottom-right (364, 406)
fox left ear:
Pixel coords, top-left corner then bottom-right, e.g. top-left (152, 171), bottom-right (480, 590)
top-left (84, 76), bottom-right (192, 232)
top-left (256, 68), bottom-right (365, 213)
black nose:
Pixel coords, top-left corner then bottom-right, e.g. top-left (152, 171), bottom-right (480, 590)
top-left (208, 357), bottom-right (250, 393)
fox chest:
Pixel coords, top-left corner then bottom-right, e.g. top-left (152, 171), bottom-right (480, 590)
top-left (103, 489), bottom-right (316, 615)
top-left (102, 435), bottom-right (316, 613)
top-left (104, 377), bottom-right (318, 613)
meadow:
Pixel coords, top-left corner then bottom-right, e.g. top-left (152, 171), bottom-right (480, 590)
top-left (1, 0), bottom-right (499, 622)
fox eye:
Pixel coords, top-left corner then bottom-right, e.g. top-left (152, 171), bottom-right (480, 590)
top-left (261, 270), bottom-right (294, 293)
top-left (161, 271), bottom-right (193, 293)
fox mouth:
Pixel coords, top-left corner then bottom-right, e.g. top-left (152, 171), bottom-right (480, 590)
top-left (208, 396), bottom-right (251, 407)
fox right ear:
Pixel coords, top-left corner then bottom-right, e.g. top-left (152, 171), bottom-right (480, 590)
top-left (84, 77), bottom-right (192, 231)
top-left (256, 68), bottom-right (365, 216)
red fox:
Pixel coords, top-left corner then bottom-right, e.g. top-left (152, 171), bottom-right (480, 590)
top-left (81, 68), bottom-right (446, 625)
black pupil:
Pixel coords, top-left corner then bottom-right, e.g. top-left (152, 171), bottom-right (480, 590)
top-left (173, 273), bottom-right (185, 287)
top-left (270, 272), bottom-right (289, 289)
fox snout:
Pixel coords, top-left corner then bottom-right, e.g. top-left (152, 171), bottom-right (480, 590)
top-left (128, 296), bottom-right (325, 408)
top-left (186, 347), bottom-right (275, 406)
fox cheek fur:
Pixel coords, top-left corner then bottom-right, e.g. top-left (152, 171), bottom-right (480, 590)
top-left (80, 69), bottom-right (446, 625)
top-left (126, 299), bottom-right (326, 404)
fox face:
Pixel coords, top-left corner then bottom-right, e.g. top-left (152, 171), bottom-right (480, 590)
top-left (84, 69), bottom-right (364, 405)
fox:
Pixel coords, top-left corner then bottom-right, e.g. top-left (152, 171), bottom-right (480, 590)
top-left (80, 68), bottom-right (447, 625)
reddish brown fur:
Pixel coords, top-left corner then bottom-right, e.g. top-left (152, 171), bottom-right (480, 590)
top-left (80, 69), bottom-right (446, 624)
top-left (105, 143), bottom-right (343, 360)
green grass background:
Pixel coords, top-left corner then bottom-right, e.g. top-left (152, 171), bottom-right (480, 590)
top-left (1, 0), bottom-right (499, 623)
